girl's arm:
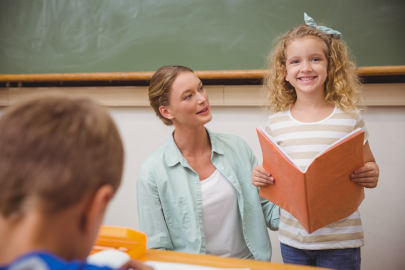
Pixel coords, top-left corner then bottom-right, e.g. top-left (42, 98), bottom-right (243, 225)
top-left (351, 142), bottom-right (379, 188)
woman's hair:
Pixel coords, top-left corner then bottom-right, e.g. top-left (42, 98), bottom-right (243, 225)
top-left (148, 65), bottom-right (194, 125)
top-left (0, 95), bottom-right (124, 218)
top-left (264, 24), bottom-right (360, 112)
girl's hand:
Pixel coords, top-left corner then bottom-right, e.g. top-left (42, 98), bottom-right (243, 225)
top-left (252, 165), bottom-right (274, 187)
top-left (351, 161), bottom-right (379, 188)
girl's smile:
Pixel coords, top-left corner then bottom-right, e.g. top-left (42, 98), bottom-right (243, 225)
top-left (285, 36), bottom-right (328, 97)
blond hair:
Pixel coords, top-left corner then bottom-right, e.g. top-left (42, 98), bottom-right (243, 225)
top-left (264, 24), bottom-right (360, 112)
top-left (0, 95), bottom-right (124, 218)
top-left (149, 65), bottom-right (194, 125)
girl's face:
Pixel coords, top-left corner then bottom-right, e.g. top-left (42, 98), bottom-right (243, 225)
top-left (160, 71), bottom-right (212, 127)
top-left (285, 36), bottom-right (328, 98)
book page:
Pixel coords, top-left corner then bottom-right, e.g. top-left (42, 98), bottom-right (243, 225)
top-left (310, 127), bottom-right (363, 163)
top-left (145, 261), bottom-right (250, 270)
top-left (304, 129), bottom-right (365, 232)
top-left (258, 127), bottom-right (364, 173)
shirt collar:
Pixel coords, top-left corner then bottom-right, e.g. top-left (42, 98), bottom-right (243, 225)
top-left (163, 128), bottom-right (224, 167)
top-left (208, 129), bottom-right (224, 156)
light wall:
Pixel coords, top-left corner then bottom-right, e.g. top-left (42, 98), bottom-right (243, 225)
top-left (0, 84), bottom-right (404, 269)
top-left (104, 105), bottom-right (405, 270)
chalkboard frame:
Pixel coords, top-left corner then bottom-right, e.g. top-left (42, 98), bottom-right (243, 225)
top-left (0, 66), bottom-right (404, 87)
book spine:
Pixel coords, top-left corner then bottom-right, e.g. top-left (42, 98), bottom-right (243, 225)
top-left (303, 174), bottom-right (311, 233)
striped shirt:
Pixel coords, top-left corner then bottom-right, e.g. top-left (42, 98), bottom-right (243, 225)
top-left (265, 106), bottom-right (367, 250)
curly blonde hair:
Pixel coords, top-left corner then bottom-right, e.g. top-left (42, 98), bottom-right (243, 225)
top-left (264, 24), bottom-right (360, 112)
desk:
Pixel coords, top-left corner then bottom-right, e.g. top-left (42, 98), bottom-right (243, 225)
top-left (140, 249), bottom-right (327, 270)
top-left (93, 226), bottom-right (327, 269)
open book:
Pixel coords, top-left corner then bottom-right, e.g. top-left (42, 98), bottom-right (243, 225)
top-left (256, 127), bottom-right (365, 233)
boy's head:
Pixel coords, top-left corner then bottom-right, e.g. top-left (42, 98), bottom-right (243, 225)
top-left (0, 95), bottom-right (124, 260)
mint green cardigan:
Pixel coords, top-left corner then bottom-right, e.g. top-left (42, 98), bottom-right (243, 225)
top-left (136, 130), bottom-right (279, 261)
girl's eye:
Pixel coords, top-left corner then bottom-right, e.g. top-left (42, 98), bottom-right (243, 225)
top-left (290, 59), bottom-right (299, 64)
top-left (184, 94), bottom-right (192, 100)
top-left (198, 85), bottom-right (204, 92)
top-left (312, 57), bottom-right (320, 62)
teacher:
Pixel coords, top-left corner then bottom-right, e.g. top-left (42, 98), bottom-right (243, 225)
top-left (136, 65), bottom-right (279, 261)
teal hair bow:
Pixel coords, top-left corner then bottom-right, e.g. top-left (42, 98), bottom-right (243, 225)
top-left (304, 12), bottom-right (342, 38)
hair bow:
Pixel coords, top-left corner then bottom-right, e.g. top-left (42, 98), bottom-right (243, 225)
top-left (304, 12), bottom-right (342, 38)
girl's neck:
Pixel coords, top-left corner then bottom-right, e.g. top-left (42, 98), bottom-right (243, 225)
top-left (173, 125), bottom-right (211, 157)
top-left (291, 95), bottom-right (335, 122)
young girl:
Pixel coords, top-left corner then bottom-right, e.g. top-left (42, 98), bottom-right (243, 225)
top-left (252, 13), bottom-right (379, 269)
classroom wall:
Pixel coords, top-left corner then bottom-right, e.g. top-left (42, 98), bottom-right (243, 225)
top-left (104, 105), bottom-right (405, 270)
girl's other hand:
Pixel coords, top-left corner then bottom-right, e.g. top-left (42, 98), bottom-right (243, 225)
top-left (252, 165), bottom-right (274, 187)
top-left (351, 161), bottom-right (379, 188)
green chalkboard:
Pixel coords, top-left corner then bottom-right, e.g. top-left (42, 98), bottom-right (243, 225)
top-left (0, 0), bottom-right (404, 74)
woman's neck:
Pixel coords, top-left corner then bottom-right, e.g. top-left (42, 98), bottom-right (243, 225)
top-left (173, 125), bottom-right (216, 180)
top-left (173, 125), bottom-right (211, 158)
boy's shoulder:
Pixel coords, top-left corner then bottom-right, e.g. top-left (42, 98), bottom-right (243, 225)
top-left (2, 251), bottom-right (111, 270)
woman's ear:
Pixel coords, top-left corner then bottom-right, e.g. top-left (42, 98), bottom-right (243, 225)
top-left (159, 105), bottom-right (174, 121)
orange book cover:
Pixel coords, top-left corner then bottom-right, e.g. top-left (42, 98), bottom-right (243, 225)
top-left (257, 127), bottom-right (365, 233)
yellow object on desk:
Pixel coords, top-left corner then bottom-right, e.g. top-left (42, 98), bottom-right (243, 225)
top-left (92, 225), bottom-right (147, 259)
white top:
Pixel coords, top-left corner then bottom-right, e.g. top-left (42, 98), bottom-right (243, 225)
top-left (266, 106), bottom-right (367, 250)
top-left (200, 170), bottom-right (252, 258)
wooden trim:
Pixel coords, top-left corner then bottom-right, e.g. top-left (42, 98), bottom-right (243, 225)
top-left (356, 65), bottom-right (405, 76)
top-left (0, 65), bottom-right (404, 84)
top-left (197, 69), bottom-right (265, 80)
top-left (0, 72), bottom-right (154, 83)
top-left (1, 83), bottom-right (404, 108)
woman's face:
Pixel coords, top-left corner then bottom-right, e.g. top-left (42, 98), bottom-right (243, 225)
top-left (160, 71), bottom-right (212, 127)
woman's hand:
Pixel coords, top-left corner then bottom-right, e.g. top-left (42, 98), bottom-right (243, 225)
top-left (351, 161), bottom-right (379, 188)
top-left (252, 165), bottom-right (274, 187)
